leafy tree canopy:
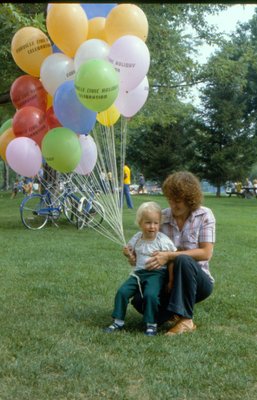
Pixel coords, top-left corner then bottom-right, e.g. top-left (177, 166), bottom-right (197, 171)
top-left (0, 3), bottom-right (226, 124)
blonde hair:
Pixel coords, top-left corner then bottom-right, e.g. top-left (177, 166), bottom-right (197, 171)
top-left (136, 201), bottom-right (162, 226)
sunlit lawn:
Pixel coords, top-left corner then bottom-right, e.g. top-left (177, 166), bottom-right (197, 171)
top-left (0, 190), bottom-right (256, 400)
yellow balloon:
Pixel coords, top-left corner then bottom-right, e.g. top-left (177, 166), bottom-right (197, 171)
top-left (46, 4), bottom-right (88, 57)
top-left (97, 104), bottom-right (120, 127)
top-left (47, 93), bottom-right (53, 109)
top-left (0, 128), bottom-right (16, 162)
top-left (88, 17), bottom-right (107, 41)
top-left (11, 27), bottom-right (53, 77)
top-left (105, 4), bottom-right (148, 45)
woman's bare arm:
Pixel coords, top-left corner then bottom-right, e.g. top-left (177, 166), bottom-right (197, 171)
top-left (146, 242), bottom-right (214, 270)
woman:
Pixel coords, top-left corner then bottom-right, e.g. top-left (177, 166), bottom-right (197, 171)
top-left (130, 171), bottom-right (216, 336)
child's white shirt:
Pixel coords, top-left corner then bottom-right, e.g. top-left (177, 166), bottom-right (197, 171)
top-left (127, 231), bottom-right (177, 272)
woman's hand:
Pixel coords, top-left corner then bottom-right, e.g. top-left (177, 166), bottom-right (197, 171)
top-left (123, 246), bottom-right (136, 266)
top-left (145, 251), bottom-right (173, 270)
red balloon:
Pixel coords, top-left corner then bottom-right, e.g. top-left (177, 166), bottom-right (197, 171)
top-left (10, 75), bottom-right (48, 112)
top-left (12, 106), bottom-right (49, 147)
top-left (46, 106), bottom-right (62, 129)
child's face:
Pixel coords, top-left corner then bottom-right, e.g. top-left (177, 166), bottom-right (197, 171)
top-left (139, 211), bottom-right (160, 240)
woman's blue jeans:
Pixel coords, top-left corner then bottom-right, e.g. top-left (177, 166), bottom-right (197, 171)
top-left (131, 255), bottom-right (214, 323)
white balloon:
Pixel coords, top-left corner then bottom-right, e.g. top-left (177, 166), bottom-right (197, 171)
top-left (108, 35), bottom-right (150, 92)
top-left (6, 137), bottom-right (42, 178)
top-left (40, 53), bottom-right (75, 96)
top-left (74, 135), bottom-right (98, 175)
top-left (115, 76), bottom-right (149, 118)
top-left (74, 39), bottom-right (110, 71)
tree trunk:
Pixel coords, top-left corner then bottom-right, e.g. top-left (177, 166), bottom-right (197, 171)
top-left (4, 162), bottom-right (10, 190)
top-left (216, 185), bottom-right (221, 197)
top-left (0, 91), bottom-right (11, 105)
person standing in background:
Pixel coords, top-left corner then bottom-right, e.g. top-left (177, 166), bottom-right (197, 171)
top-left (137, 173), bottom-right (145, 194)
top-left (123, 164), bottom-right (133, 209)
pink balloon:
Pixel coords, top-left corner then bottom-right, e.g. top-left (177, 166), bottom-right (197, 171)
top-left (108, 35), bottom-right (150, 91)
top-left (6, 137), bottom-right (42, 177)
top-left (115, 76), bottom-right (149, 118)
top-left (74, 135), bottom-right (97, 175)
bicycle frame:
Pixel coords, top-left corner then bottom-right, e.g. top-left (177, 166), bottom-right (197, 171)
top-left (20, 178), bottom-right (103, 230)
top-left (36, 190), bottom-right (61, 217)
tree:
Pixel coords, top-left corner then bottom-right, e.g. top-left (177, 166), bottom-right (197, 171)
top-left (0, 3), bottom-right (228, 188)
top-left (131, 3), bottom-right (227, 129)
top-left (0, 3), bottom-right (46, 105)
top-left (125, 4), bottom-right (228, 180)
top-left (187, 11), bottom-right (257, 195)
top-left (126, 105), bottom-right (197, 183)
top-left (0, 4), bottom-right (47, 188)
top-left (0, 3), bottom-right (227, 110)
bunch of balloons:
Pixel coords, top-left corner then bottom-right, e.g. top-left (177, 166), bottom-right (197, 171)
top-left (0, 3), bottom-right (150, 178)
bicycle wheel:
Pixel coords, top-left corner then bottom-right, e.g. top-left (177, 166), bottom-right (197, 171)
top-left (77, 199), bottom-right (104, 230)
top-left (63, 195), bottom-right (78, 224)
top-left (88, 200), bottom-right (104, 228)
top-left (20, 194), bottom-right (49, 230)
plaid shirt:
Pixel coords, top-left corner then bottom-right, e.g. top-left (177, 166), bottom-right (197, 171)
top-left (161, 206), bottom-right (216, 282)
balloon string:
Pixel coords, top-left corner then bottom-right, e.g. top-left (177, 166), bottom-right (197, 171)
top-left (37, 117), bottom-right (128, 247)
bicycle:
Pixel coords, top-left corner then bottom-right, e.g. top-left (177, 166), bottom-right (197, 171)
top-left (76, 191), bottom-right (104, 230)
top-left (20, 179), bottom-right (104, 230)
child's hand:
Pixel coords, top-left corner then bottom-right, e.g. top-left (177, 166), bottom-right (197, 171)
top-left (123, 246), bottom-right (136, 266)
top-left (123, 246), bottom-right (131, 257)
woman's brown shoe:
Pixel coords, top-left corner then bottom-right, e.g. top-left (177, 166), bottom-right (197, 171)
top-left (166, 314), bottom-right (181, 328)
top-left (165, 318), bottom-right (196, 336)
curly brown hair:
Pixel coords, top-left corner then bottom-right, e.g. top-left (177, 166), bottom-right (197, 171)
top-left (162, 171), bottom-right (203, 211)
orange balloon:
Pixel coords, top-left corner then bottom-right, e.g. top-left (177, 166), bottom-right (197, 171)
top-left (105, 4), bottom-right (148, 45)
top-left (0, 128), bottom-right (16, 161)
top-left (46, 4), bottom-right (88, 57)
top-left (47, 93), bottom-right (53, 109)
top-left (11, 27), bottom-right (53, 77)
top-left (88, 17), bottom-right (107, 41)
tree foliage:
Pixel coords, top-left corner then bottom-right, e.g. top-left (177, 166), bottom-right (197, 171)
top-left (0, 4), bottom-right (46, 94)
top-left (126, 106), bottom-right (196, 183)
top-left (6, 3), bottom-right (257, 195)
top-left (188, 11), bottom-right (257, 194)
top-left (0, 3), bottom-right (226, 122)
top-left (131, 3), bottom-right (227, 129)
top-left (0, 3), bottom-right (46, 122)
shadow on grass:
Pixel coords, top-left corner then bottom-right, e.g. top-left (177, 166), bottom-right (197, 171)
top-left (65, 303), bottom-right (146, 333)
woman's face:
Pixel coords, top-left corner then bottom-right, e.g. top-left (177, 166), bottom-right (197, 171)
top-left (168, 198), bottom-right (190, 218)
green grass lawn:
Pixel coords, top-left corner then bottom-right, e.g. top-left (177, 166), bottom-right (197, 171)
top-left (0, 190), bottom-right (256, 400)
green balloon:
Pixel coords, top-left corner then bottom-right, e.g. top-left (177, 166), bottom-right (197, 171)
top-left (42, 127), bottom-right (82, 173)
top-left (0, 118), bottom-right (13, 135)
top-left (75, 59), bottom-right (119, 112)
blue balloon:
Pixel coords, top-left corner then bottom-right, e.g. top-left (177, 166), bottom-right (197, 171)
top-left (80, 3), bottom-right (117, 19)
top-left (52, 44), bottom-right (62, 54)
top-left (53, 80), bottom-right (97, 135)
